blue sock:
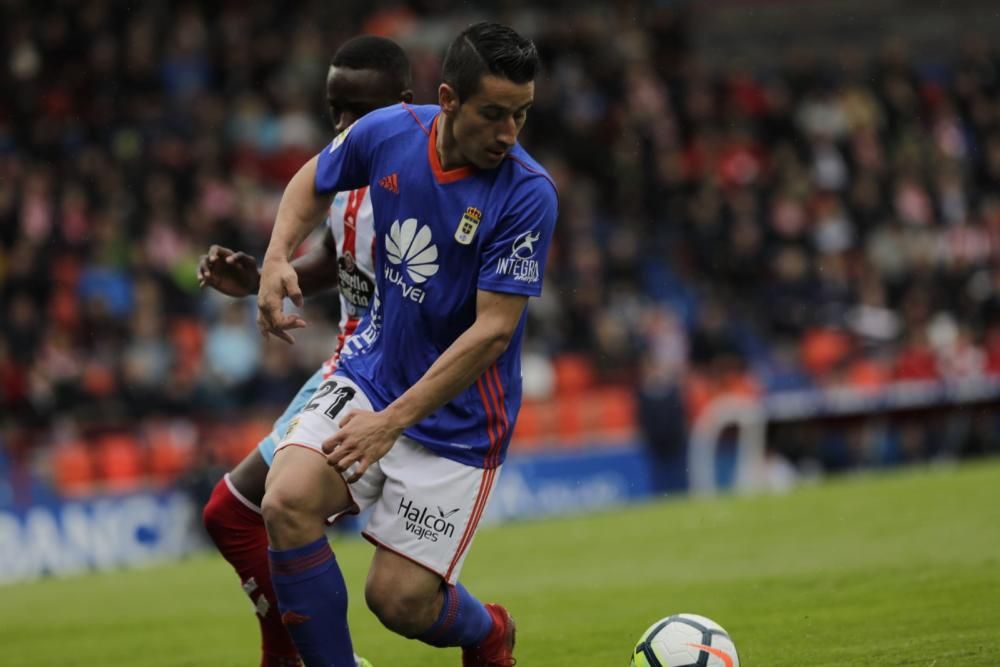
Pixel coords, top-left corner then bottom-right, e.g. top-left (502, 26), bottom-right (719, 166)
top-left (268, 537), bottom-right (355, 667)
top-left (418, 582), bottom-right (493, 648)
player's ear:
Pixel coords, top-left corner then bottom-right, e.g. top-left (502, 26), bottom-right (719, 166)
top-left (439, 83), bottom-right (459, 115)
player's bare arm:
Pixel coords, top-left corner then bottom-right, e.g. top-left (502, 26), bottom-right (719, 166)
top-left (258, 154), bottom-right (334, 343)
top-left (197, 229), bottom-right (339, 298)
top-left (323, 289), bottom-right (528, 481)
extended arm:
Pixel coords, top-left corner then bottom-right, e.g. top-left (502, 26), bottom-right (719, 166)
top-left (257, 156), bottom-right (335, 343)
top-left (324, 289), bottom-right (528, 481)
top-left (197, 226), bottom-right (338, 298)
top-left (385, 289), bottom-right (526, 428)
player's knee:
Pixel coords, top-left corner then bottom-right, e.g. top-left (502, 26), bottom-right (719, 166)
top-left (365, 579), bottom-right (435, 637)
top-left (260, 485), bottom-right (320, 547)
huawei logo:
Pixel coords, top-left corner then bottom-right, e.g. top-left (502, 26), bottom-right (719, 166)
top-left (385, 218), bottom-right (439, 284)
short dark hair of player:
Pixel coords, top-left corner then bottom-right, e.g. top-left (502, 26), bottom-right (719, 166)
top-left (331, 35), bottom-right (413, 91)
top-left (442, 22), bottom-right (540, 102)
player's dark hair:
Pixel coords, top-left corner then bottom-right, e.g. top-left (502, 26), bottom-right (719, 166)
top-left (442, 22), bottom-right (539, 101)
top-left (331, 35), bottom-right (412, 90)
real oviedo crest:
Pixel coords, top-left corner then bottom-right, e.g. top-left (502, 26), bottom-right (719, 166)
top-left (454, 206), bottom-right (482, 245)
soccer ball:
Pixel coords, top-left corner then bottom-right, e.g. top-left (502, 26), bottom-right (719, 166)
top-left (630, 613), bottom-right (740, 667)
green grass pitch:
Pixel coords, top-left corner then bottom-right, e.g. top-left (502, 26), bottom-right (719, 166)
top-left (3, 459), bottom-right (999, 666)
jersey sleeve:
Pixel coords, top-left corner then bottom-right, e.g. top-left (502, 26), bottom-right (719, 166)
top-left (477, 178), bottom-right (558, 297)
top-left (314, 119), bottom-right (372, 195)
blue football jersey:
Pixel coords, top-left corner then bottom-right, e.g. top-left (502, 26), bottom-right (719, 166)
top-left (314, 103), bottom-right (558, 469)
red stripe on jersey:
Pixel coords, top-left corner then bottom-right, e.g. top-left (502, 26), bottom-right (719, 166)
top-left (325, 317), bottom-right (361, 377)
top-left (476, 377), bottom-right (499, 454)
top-left (403, 102), bottom-right (431, 136)
top-left (507, 154), bottom-right (559, 194)
top-left (488, 365), bottom-right (510, 467)
top-left (342, 187), bottom-right (367, 258)
top-left (482, 365), bottom-right (508, 468)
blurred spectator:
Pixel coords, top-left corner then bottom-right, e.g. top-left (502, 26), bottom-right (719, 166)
top-left (636, 306), bottom-right (688, 494)
top-left (3, 1), bottom-right (1000, 496)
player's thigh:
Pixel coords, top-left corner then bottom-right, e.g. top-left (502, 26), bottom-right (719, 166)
top-left (227, 448), bottom-right (270, 507)
top-left (366, 544), bottom-right (443, 609)
top-left (273, 374), bottom-right (385, 517)
top-left (265, 445), bottom-right (353, 521)
top-left (364, 437), bottom-right (501, 585)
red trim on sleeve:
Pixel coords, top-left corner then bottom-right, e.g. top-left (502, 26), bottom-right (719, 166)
top-left (507, 154), bottom-right (558, 194)
top-left (403, 102), bottom-right (431, 136)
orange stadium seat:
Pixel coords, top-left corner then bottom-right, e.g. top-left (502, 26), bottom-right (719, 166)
top-left (556, 395), bottom-right (586, 444)
top-left (596, 386), bottom-right (637, 435)
top-left (553, 354), bottom-right (596, 396)
top-left (147, 426), bottom-right (196, 486)
top-left (511, 400), bottom-right (547, 450)
top-left (846, 357), bottom-right (889, 390)
top-left (203, 422), bottom-right (241, 468)
top-left (801, 327), bottom-right (852, 378)
top-left (95, 433), bottom-right (145, 493)
top-left (170, 317), bottom-right (205, 373)
top-left (235, 418), bottom-right (274, 461)
top-left (52, 439), bottom-right (96, 498)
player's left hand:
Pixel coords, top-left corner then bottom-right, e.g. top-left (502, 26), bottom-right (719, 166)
top-left (257, 257), bottom-right (307, 344)
top-left (322, 410), bottom-right (403, 483)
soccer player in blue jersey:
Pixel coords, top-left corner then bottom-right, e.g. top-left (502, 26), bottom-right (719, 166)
top-left (200, 35), bottom-right (412, 667)
top-left (256, 22), bottom-right (555, 667)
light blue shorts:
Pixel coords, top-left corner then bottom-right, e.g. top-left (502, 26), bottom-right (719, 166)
top-left (256, 368), bottom-right (325, 466)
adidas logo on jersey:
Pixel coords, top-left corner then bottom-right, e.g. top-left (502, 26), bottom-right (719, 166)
top-left (378, 172), bottom-right (399, 194)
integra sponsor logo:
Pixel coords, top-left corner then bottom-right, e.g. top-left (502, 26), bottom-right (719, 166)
top-left (495, 256), bottom-right (540, 283)
top-left (397, 498), bottom-right (459, 542)
top-left (495, 230), bottom-right (541, 283)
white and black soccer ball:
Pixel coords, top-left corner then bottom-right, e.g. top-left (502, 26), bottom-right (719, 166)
top-left (630, 613), bottom-right (740, 667)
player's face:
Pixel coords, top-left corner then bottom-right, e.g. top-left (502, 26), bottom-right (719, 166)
top-left (446, 75), bottom-right (534, 169)
top-left (326, 66), bottom-right (403, 135)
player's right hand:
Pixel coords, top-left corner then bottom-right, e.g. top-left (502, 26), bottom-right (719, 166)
top-left (197, 245), bottom-right (260, 297)
top-left (257, 257), bottom-right (307, 344)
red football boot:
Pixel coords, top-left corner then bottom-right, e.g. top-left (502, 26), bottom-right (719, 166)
top-left (461, 603), bottom-right (516, 666)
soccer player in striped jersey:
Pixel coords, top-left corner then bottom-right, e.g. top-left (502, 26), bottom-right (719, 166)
top-left (257, 22), bottom-right (556, 667)
top-left (199, 35), bottom-right (412, 667)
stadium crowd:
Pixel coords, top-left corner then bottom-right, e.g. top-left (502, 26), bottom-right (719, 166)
top-left (3, 1), bottom-right (1000, 500)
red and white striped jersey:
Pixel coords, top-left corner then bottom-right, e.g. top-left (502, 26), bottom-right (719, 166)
top-left (321, 186), bottom-right (376, 376)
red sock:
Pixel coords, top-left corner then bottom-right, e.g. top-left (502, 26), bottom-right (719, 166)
top-left (203, 476), bottom-right (301, 667)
